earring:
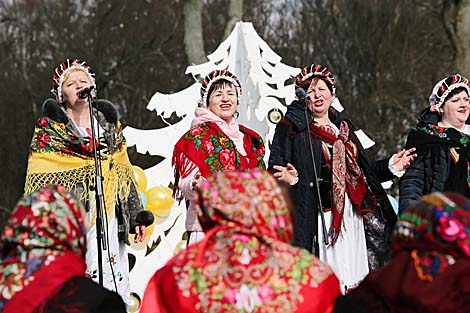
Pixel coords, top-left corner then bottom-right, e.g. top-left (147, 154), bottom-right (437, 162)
top-left (233, 111), bottom-right (239, 119)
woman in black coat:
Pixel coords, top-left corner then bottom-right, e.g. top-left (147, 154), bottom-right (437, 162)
top-left (399, 74), bottom-right (470, 213)
top-left (269, 64), bottom-right (415, 293)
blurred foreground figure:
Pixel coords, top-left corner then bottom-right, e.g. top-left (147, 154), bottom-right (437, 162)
top-left (142, 169), bottom-right (340, 313)
top-left (0, 185), bottom-right (126, 313)
top-left (334, 192), bottom-right (470, 313)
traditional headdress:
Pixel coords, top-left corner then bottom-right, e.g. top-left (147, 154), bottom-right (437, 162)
top-left (52, 58), bottom-right (96, 104)
top-left (429, 74), bottom-right (470, 109)
top-left (296, 64), bottom-right (336, 95)
top-left (200, 69), bottom-right (242, 106)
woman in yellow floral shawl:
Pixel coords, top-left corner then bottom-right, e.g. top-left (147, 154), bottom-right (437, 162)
top-left (24, 58), bottom-right (153, 307)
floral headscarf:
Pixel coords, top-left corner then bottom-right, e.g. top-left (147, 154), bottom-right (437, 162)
top-left (394, 192), bottom-right (470, 280)
top-left (196, 168), bottom-right (293, 243)
top-left (0, 185), bottom-right (87, 313)
top-left (334, 192), bottom-right (470, 313)
top-left (142, 169), bottom-right (340, 313)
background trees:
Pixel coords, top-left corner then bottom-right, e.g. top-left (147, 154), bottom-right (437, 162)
top-left (0, 0), bottom-right (468, 221)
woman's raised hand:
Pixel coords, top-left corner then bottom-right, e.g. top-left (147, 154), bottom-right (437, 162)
top-left (273, 163), bottom-right (298, 185)
top-left (391, 148), bottom-right (417, 171)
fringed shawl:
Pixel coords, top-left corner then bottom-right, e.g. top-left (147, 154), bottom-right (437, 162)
top-left (24, 116), bottom-right (136, 222)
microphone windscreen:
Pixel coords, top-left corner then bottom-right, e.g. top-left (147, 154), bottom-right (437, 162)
top-left (295, 88), bottom-right (308, 99)
top-left (136, 210), bottom-right (155, 227)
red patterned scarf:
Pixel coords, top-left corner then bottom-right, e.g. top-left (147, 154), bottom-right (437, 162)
top-left (312, 121), bottom-right (367, 243)
top-left (0, 185), bottom-right (87, 313)
top-left (172, 122), bottom-right (265, 188)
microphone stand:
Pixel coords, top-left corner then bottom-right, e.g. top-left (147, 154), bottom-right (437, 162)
top-left (301, 98), bottom-right (329, 257)
top-left (86, 92), bottom-right (107, 286)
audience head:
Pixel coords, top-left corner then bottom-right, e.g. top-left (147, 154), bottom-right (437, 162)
top-left (0, 185), bottom-right (87, 310)
top-left (195, 168), bottom-right (293, 242)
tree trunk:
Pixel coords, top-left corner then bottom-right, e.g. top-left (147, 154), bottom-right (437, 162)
top-left (223, 0), bottom-right (243, 39)
top-left (443, 0), bottom-right (470, 73)
top-left (183, 0), bottom-right (206, 65)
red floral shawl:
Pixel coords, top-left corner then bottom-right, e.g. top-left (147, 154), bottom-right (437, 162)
top-left (0, 185), bottom-right (87, 313)
top-left (172, 122), bottom-right (265, 190)
top-left (141, 169), bottom-right (340, 313)
top-left (312, 121), bottom-right (367, 243)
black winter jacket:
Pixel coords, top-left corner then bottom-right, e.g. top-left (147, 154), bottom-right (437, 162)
top-left (399, 108), bottom-right (470, 213)
top-left (268, 101), bottom-right (397, 270)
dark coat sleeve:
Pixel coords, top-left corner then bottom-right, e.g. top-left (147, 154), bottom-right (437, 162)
top-left (369, 158), bottom-right (395, 183)
top-left (268, 119), bottom-right (294, 171)
top-left (398, 152), bottom-right (426, 213)
top-left (349, 125), bottom-right (394, 183)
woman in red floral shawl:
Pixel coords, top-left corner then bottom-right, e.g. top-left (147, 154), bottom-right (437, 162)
top-left (0, 185), bottom-right (126, 313)
top-left (334, 192), bottom-right (470, 313)
top-left (141, 169), bottom-right (340, 313)
top-left (172, 70), bottom-right (265, 245)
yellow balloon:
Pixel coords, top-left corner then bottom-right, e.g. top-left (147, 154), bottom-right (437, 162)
top-left (161, 185), bottom-right (173, 197)
top-left (132, 166), bottom-right (147, 192)
top-left (145, 186), bottom-right (175, 215)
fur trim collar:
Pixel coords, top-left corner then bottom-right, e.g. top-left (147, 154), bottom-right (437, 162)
top-left (42, 98), bottom-right (119, 125)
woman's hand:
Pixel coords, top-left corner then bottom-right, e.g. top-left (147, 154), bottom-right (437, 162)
top-left (134, 225), bottom-right (146, 243)
top-left (272, 163), bottom-right (298, 184)
top-left (391, 148), bottom-right (417, 171)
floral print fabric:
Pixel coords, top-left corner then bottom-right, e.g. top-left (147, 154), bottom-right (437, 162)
top-left (0, 185), bottom-right (87, 312)
top-left (394, 192), bottom-right (470, 280)
top-left (172, 122), bottom-right (265, 181)
top-left (142, 169), bottom-right (340, 313)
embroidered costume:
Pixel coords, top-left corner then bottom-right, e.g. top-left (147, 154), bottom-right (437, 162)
top-left (172, 70), bottom-right (265, 242)
top-left (142, 169), bottom-right (341, 312)
top-left (23, 59), bottom-right (152, 306)
top-left (269, 64), bottom-right (398, 293)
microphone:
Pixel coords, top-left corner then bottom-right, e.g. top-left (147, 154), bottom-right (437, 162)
top-left (295, 88), bottom-right (311, 109)
top-left (295, 88), bottom-right (310, 101)
top-left (77, 86), bottom-right (95, 99)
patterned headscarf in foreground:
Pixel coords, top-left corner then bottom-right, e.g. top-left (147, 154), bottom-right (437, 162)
top-left (196, 168), bottom-right (293, 242)
top-left (336, 192), bottom-right (470, 313)
top-left (142, 169), bottom-right (340, 313)
top-left (0, 185), bottom-right (87, 313)
top-left (394, 192), bottom-right (470, 281)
